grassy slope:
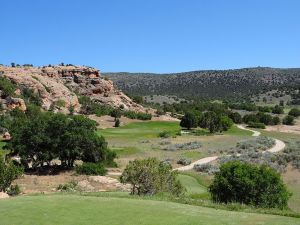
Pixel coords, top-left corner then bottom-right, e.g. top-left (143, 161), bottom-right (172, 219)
top-left (0, 195), bottom-right (299, 225)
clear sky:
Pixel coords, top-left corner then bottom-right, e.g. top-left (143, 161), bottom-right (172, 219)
top-left (1, 0), bottom-right (299, 73)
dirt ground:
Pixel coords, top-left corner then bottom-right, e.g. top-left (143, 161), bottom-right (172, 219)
top-left (88, 114), bottom-right (179, 129)
top-left (266, 119), bottom-right (300, 135)
top-left (14, 170), bottom-right (129, 194)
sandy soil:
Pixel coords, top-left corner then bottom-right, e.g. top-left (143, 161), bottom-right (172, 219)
top-left (265, 120), bottom-right (300, 135)
top-left (14, 171), bottom-right (130, 194)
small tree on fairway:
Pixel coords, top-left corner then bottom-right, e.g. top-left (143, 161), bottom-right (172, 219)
top-left (120, 158), bottom-right (184, 196)
top-left (180, 112), bottom-right (198, 130)
top-left (110, 109), bottom-right (121, 121)
top-left (114, 118), bottom-right (120, 127)
top-left (209, 161), bottom-right (291, 209)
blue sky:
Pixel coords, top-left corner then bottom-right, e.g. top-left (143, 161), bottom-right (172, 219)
top-left (0, 0), bottom-right (299, 73)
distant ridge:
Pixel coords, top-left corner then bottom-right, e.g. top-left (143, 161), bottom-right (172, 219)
top-left (103, 67), bottom-right (300, 100)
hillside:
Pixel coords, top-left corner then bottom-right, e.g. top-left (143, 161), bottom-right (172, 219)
top-left (103, 67), bottom-right (300, 100)
top-left (0, 65), bottom-right (146, 113)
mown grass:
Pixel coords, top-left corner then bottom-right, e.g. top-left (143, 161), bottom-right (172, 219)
top-left (1, 194), bottom-right (299, 225)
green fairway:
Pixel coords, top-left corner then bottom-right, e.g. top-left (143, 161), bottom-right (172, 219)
top-left (98, 121), bottom-right (180, 140)
top-left (0, 195), bottom-right (299, 225)
top-left (178, 174), bottom-right (207, 195)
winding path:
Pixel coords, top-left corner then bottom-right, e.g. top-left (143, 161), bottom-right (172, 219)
top-left (175, 125), bottom-right (286, 171)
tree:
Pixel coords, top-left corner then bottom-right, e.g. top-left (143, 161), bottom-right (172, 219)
top-left (209, 161), bottom-right (291, 209)
top-left (199, 111), bottom-right (222, 133)
top-left (272, 105), bottom-right (284, 114)
top-left (288, 108), bottom-right (300, 118)
top-left (6, 112), bottom-right (115, 169)
top-left (228, 112), bottom-right (242, 124)
top-left (0, 157), bottom-right (23, 192)
top-left (114, 118), bottom-right (120, 127)
top-left (272, 116), bottom-right (281, 125)
top-left (120, 158), bottom-right (184, 196)
top-left (110, 109), bottom-right (121, 121)
top-left (220, 116), bottom-right (233, 131)
top-left (282, 115), bottom-right (295, 125)
top-left (180, 112), bottom-right (198, 130)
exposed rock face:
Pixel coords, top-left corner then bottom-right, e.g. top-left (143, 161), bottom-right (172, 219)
top-left (0, 65), bottom-right (147, 113)
top-left (5, 97), bottom-right (27, 111)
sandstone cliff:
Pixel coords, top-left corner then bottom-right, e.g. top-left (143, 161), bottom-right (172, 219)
top-left (0, 65), bottom-right (146, 113)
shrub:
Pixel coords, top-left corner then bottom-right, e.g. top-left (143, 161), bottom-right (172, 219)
top-left (0, 77), bottom-right (16, 97)
top-left (158, 131), bottom-right (171, 138)
top-left (282, 115), bottom-right (295, 125)
top-left (57, 181), bottom-right (78, 192)
top-left (288, 108), bottom-right (300, 118)
top-left (272, 116), bottom-right (281, 125)
top-left (0, 157), bottom-right (23, 192)
top-left (6, 184), bottom-right (21, 196)
top-left (120, 158), bottom-right (184, 196)
top-left (247, 122), bottom-right (265, 129)
top-left (177, 158), bottom-right (191, 166)
top-left (194, 163), bottom-right (219, 174)
top-left (122, 111), bottom-right (152, 120)
top-left (162, 141), bottom-right (202, 151)
top-left (75, 163), bottom-right (107, 175)
top-left (272, 105), bottom-right (284, 114)
top-left (209, 161), bottom-right (291, 209)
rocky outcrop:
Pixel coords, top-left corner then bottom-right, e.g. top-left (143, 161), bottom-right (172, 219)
top-left (0, 65), bottom-right (147, 113)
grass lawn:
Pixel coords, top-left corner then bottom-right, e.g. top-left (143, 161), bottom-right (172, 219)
top-left (0, 194), bottom-right (299, 225)
top-left (178, 174), bottom-right (207, 195)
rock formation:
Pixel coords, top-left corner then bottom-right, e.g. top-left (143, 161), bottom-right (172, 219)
top-left (0, 65), bottom-right (147, 113)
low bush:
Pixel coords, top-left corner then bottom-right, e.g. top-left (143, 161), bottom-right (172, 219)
top-left (6, 184), bottom-right (21, 196)
top-left (282, 115), bottom-right (295, 125)
top-left (75, 163), bottom-right (107, 175)
top-left (158, 131), bottom-right (171, 138)
top-left (177, 158), bottom-right (192, 166)
top-left (194, 163), bottom-right (219, 175)
top-left (0, 157), bottom-right (23, 192)
top-left (247, 122), bottom-right (265, 129)
top-left (288, 108), bottom-right (300, 118)
top-left (122, 111), bottom-right (152, 120)
top-left (57, 181), bottom-right (78, 192)
top-left (162, 141), bottom-right (202, 151)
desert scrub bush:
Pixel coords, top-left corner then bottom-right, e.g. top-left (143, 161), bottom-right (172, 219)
top-left (0, 77), bottom-right (16, 97)
top-left (282, 115), bottom-right (295, 125)
top-left (234, 136), bottom-right (275, 153)
top-left (6, 184), bottom-right (21, 196)
top-left (0, 157), bottom-right (23, 192)
top-left (247, 122), bottom-right (266, 129)
top-left (158, 140), bottom-right (171, 145)
top-left (177, 158), bottom-right (192, 166)
top-left (158, 131), bottom-right (171, 138)
top-left (57, 181), bottom-right (78, 192)
top-left (122, 111), bottom-right (152, 120)
top-left (209, 161), bottom-right (291, 209)
top-left (194, 163), bottom-right (219, 175)
top-left (288, 108), bottom-right (300, 118)
top-left (120, 158), bottom-right (184, 196)
top-left (162, 141), bottom-right (202, 151)
top-left (76, 163), bottom-right (107, 175)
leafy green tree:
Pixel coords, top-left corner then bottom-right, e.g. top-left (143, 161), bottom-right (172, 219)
top-left (110, 109), bottom-right (122, 121)
top-left (180, 111), bottom-right (198, 130)
top-left (220, 116), bottom-right (233, 131)
top-left (272, 105), bottom-right (284, 114)
top-left (288, 108), bottom-right (300, 118)
top-left (282, 115), bottom-right (295, 125)
top-left (120, 158), bottom-right (184, 196)
top-left (209, 161), bottom-right (291, 209)
top-left (228, 112), bottom-right (242, 124)
top-left (0, 157), bottom-right (23, 192)
top-left (199, 111), bottom-right (222, 133)
top-left (272, 116), bottom-right (281, 125)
